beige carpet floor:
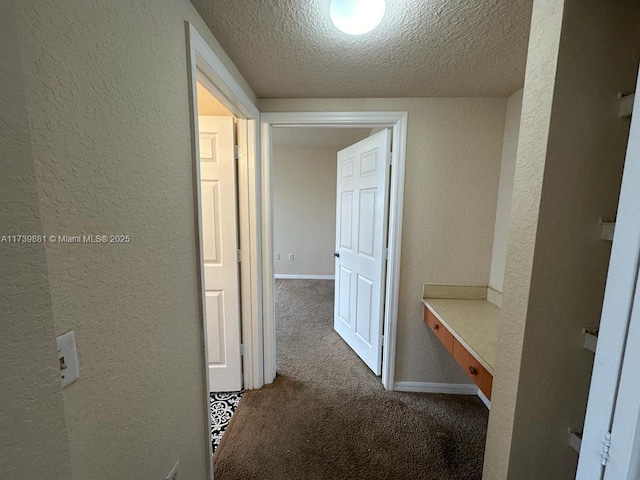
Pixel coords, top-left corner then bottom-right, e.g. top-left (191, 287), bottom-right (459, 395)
top-left (213, 279), bottom-right (488, 479)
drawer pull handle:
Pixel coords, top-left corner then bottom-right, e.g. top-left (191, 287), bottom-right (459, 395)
top-left (469, 366), bottom-right (478, 375)
top-left (433, 324), bottom-right (439, 330)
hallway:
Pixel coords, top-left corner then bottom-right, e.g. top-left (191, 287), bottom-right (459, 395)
top-left (213, 279), bottom-right (489, 479)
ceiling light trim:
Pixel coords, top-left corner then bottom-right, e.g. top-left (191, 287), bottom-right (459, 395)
top-left (330, 0), bottom-right (386, 36)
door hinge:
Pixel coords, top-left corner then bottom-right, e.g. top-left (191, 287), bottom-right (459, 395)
top-left (385, 248), bottom-right (389, 260)
top-left (387, 152), bottom-right (393, 165)
top-left (601, 431), bottom-right (612, 466)
top-left (240, 344), bottom-right (245, 356)
top-left (234, 145), bottom-right (240, 160)
top-left (237, 249), bottom-right (242, 262)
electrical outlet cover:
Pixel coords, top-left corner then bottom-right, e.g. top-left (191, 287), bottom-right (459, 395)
top-left (56, 330), bottom-right (79, 388)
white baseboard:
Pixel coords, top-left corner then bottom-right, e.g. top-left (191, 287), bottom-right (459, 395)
top-left (487, 287), bottom-right (502, 307)
top-left (274, 274), bottom-right (335, 280)
top-left (393, 382), bottom-right (490, 408)
top-left (393, 381), bottom-right (478, 395)
top-left (477, 388), bottom-right (491, 409)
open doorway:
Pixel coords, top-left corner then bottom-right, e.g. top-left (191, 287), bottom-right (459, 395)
top-left (194, 81), bottom-right (244, 452)
top-left (271, 127), bottom-right (379, 386)
top-left (261, 112), bottom-right (409, 390)
top-left (186, 23), bottom-right (261, 480)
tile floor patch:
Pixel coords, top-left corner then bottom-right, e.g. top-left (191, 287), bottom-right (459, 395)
top-left (210, 391), bottom-right (243, 451)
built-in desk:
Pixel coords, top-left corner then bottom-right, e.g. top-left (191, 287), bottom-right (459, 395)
top-left (422, 289), bottom-right (500, 401)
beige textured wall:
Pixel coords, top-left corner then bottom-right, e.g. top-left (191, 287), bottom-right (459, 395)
top-left (260, 98), bottom-right (506, 384)
top-left (485, 0), bottom-right (640, 478)
top-left (0, 4), bottom-right (72, 479)
top-left (489, 89), bottom-right (523, 293)
top-left (10, 0), bottom-right (255, 478)
top-left (483, 2), bottom-right (565, 475)
top-left (273, 145), bottom-right (339, 277)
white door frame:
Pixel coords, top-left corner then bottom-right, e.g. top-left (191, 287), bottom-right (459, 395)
top-left (186, 23), bottom-right (262, 478)
top-left (260, 112), bottom-right (408, 390)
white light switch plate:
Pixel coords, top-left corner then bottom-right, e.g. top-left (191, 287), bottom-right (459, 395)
top-left (57, 330), bottom-right (79, 388)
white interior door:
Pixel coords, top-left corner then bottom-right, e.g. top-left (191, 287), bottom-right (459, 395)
top-left (577, 68), bottom-right (640, 479)
top-left (199, 115), bottom-right (242, 392)
top-left (334, 129), bottom-right (391, 375)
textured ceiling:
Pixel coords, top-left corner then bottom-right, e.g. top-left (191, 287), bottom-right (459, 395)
top-left (190, 0), bottom-right (532, 98)
top-left (272, 127), bottom-right (372, 148)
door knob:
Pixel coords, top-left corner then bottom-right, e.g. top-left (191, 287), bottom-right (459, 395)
top-left (333, 252), bottom-right (340, 258)
top-left (469, 366), bottom-right (478, 375)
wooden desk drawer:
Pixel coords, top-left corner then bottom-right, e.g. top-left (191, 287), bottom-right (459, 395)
top-left (452, 339), bottom-right (493, 400)
top-left (424, 307), bottom-right (454, 353)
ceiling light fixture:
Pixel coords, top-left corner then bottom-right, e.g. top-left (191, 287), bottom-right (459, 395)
top-left (330, 0), bottom-right (386, 36)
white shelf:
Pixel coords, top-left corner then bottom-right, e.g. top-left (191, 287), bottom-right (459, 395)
top-left (569, 429), bottom-right (583, 453)
top-left (600, 217), bottom-right (615, 241)
top-left (583, 328), bottom-right (598, 353)
top-left (618, 93), bottom-right (635, 118)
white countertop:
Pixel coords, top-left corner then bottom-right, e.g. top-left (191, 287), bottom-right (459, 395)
top-left (422, 298), bottom-right (499, 375)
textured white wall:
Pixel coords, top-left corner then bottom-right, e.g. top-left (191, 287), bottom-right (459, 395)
top-left (489, 89), bottom-right (524, 293)
top-left (10, 0), bottom-right (255, 478)
top-left (260, 98), bottom-right (506, 384)
top-left (0, 4), bottom-right (72, 479)
top-left (485, 0), bottom-right (640, 478)
top-left (273, 145), bottom-right (339, 277)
